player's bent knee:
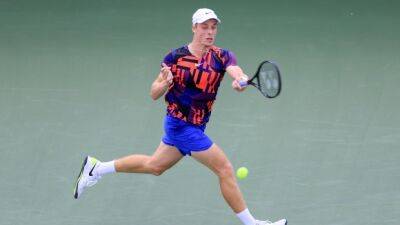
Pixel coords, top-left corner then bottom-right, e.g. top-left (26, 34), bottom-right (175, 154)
top-left (146, 161), bottom-right (167, 176)
top-left (145, 164), bottom-right (162, 176)
top-left (216, 162), bottom-right (234, 179)
top-left (151, 167), bottom-right (165, 176)
top-left (149, 164), bottom-right (166, 176)
top-left (145, 157), bottom-right (162, 176)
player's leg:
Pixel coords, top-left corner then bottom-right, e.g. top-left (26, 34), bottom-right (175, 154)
top-left (74, 142), bottom-right (183, 199)
top-left (114, 141), bottom-right (183, 175)
top-left (191, 143), bottom-right (246, 213)
top-left (191, 144), bottom-right (287, 225)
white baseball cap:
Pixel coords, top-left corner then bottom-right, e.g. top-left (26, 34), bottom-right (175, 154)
top-left (192, 8), bottom-right (221, 25)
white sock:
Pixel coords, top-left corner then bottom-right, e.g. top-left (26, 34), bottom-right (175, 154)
top-left (236, 208), bottom-right (256, 225)
top-left (95, 160), bottom-right (116, 176)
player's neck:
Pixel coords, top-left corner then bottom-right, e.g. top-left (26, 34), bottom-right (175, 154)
top-left (188, 42), bottom-right (211, 58)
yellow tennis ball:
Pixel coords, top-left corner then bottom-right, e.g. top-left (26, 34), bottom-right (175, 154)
top-left (236, 167), bottom-right (248, 180)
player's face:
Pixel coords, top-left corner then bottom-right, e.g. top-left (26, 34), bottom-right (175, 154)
top-left (192, 19), bottom-right (218, 47)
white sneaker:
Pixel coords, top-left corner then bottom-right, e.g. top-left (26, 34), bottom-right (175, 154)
top-left (255, 219), bottom-right (287, 225)
top-left (73, 156), bottom-right (102, 199)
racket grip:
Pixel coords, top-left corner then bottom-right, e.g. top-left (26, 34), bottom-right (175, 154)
top-left (239, 80), bottom-right (248, 87)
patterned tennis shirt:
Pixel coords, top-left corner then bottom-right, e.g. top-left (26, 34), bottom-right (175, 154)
top-left (162, 45), bottom-right (237, 125)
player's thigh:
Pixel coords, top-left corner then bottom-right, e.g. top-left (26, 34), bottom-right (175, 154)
top-left (149, 141), bottom-right (183, 170)
top-left (191, 143), bottom-right (234, 177)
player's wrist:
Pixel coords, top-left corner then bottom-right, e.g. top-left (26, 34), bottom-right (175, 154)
top-left (238, 74), bottom-right (248, 81)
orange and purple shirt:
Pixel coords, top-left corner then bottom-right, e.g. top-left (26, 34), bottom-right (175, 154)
top-left (162, 45), bottom-right (237, 125)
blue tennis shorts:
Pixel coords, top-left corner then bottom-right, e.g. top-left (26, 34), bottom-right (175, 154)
top-left (162, 115), bottom-right (213, 156)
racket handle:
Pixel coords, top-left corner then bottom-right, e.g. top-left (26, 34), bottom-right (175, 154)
top-left (239, 80), bottom-right (248, 87)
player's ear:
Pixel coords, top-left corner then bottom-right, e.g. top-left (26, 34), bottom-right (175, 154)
top-left (191, 24), bottom-right (196, 33)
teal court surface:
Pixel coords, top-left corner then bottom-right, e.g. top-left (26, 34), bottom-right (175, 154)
top-left (1, 1), bottom-right (399, 225)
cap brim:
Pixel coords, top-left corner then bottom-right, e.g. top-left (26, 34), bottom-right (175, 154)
top-left (194, 17), bottom-right (221, 24)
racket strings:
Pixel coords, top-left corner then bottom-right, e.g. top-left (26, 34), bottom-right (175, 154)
top-left (258, 67), bottom-right (279, 97)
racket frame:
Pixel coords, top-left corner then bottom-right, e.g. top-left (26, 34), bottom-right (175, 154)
top-left (245, 60), bottom-right (282, 98)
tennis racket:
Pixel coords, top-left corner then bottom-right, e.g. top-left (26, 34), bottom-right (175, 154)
top-left (239, 60), bottom-right (282, 98)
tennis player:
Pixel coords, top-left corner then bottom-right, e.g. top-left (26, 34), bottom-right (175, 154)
top-left (73, 8), bottom-right (287, 225)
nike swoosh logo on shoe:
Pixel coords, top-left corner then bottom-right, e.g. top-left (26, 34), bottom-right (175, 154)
top-left (89, 163), bottom-right (97, 176)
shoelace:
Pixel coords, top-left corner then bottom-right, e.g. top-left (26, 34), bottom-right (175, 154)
top-left (85, 174), bottom-right (102, 187)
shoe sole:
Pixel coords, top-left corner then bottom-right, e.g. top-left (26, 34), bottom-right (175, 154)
top-left (73, 156), bottom-right (88, 199)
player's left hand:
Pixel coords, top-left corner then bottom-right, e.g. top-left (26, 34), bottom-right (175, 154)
top-left (161, 63), bottom-right (174, 85)
top-left (232, 74), bottom-right (248, 92)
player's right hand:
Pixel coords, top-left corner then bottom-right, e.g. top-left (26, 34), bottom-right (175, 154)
top-left (161, 63), bottom-right (173, 85)
top-left (232, 74), bottom-right (248, 92)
